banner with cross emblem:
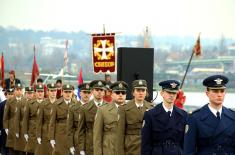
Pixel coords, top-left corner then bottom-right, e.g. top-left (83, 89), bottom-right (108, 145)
top-left (92, 33), bottom-right (115, 73)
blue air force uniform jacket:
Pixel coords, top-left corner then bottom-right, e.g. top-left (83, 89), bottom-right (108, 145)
top-left (141, 103), bottom-right (188, 155)
top-left (183, 104), bottom-right (235, 155)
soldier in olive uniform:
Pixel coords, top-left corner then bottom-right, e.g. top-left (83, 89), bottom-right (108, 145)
top-left (25, 86), bottom-right (35, 101)
top-left (35, 83), bottom-right (57, 155)
top-left (14, 84), bottom-right (27, 155)
top-left (3, 84), bottom-right (22, 155)
top-left (49, 84), bottom-right (76, 155)
top-left (23, 84), bottom-right (44, 155)
top-left (82, 80), bottom-right (106, 155)
top-left (67, 83), bottom-right (91, 155)
top-left (93, 81), bottom-right (128, 155)
top-left (123, 79), bottom-right (154, 155)
top-left (78, 83), bottom-right (92, 106)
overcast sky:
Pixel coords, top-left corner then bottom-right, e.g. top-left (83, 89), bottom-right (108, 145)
top-left (1, 0), bottom-right (235, 38)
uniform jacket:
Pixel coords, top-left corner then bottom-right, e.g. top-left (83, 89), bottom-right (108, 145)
top-left (35, 98), bottom-right (56, 155)
top-left (49, 98), bottom-right (75, 155)
top-left (93, 102), bottom-right (125, 155)
top-left (14, 97), bottom-right (27, 151)
top-left (124, 99), bottom-right (154, 155)
top-left (3, 97), bottom-right (16, 148)
top-left (67, 101), bottom-right (85, 155)
top-left (141, 103), bottom-right (188, 155)
top-left (184, 104), bottom-right (235, 155)
top-left (23, 99), bottom-right (40, 153)
top-left (83, 100), bottom-right (105, 155)
top-left (0, 100), bottom-right (7, 147)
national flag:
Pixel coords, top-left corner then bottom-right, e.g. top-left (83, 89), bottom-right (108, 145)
top-left (30, 46), bottom-right (39, 86)
top-left (77, 67), bottom-right (83, 99)
top-left (193, 33), bottom-right (201, 56)
top-left (0, 52), bottom-right (4, 82)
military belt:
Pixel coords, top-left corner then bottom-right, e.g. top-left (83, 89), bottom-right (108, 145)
top-left (125, 129), bottom-right (141, 135)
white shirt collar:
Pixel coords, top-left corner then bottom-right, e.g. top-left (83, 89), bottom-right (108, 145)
top-left (16, 97), bottom-right (22, 101)
top-left (64, 99), bottom-right (71, 105)
top-left (162, 103), bottom-right (173, 114)
top-left (94, 100), bottom-right (103, 107)
top-left (135, 102), bottom-right (144, 108)
top-left (37, 99), bottom-right (43, 103)
top-left (80, 100), bottom-right (86, 105)
top-left (208, 105), bottom-right (222, 117)
top-left (114, 103), bottom-right (119, 108)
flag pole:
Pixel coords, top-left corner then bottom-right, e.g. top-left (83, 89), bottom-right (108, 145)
top-left (180, 50), bottom-right (194, 89)
top-left (180, 33), bottom-right (201, 89)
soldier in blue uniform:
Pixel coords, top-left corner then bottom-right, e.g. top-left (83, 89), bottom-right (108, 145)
top-left (141, 80), bottom-right (188, 155)
top-left (183, 75), bottom-right (235, 155)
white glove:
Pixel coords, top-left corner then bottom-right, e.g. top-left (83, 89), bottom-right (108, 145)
top-left (5, 129), bottom-right (8, 135)
top-left (80, 150), bottom-right (85, 155)
top-left (70, 147), bottom-right (75, 155)
top-left (37, 137), bottom-right (41, 144)
top-left (24, 134), bottom-right (29, 142)
top-left (16, 133), bottom-right (19, 138)
top-left (50, 140), bottom-right (56, 148)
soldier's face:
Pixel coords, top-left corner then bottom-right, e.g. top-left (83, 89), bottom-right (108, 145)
top-left (92, 88), bottom-right (105, 100)
top-left (80, 91), bottom-right (91, 103)
top-left (132, 88), bottom-right (147, 102)
top-left (36, 90), bottom-right (44, 100)
top-left (48, 89), bottom-right (57, 99)
top-left (14, 88), bottom-right (22, 97)
top-left (112, 91), bottom-right (126, 105)
top-left (160, 90), bottom-right (177, 104)
top-left (63, 90), bottom-right (73, 100)
top-left (25, 92), bottom-right (34, 100)
top-left (206, 89), bottom-right (226, 106)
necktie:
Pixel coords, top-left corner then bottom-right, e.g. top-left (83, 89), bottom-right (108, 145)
top-left (216, 111), bottom-right (220, 120)
top-left (167, 111), bottom-right (171, 117)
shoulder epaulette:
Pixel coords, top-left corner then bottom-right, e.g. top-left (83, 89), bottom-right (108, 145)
top-left (191, 108), bottom-right (200, 115)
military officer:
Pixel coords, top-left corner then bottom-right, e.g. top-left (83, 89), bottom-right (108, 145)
top-left (3, 85), bottom-right (20, 155)
top-left (14, 83), bottom-right (27, 155)
top-left (93, 81), bottom-right (128, 155)
top-left (23, 84), bottom-right (44, 155)
top-left (184, 75), bottom-right (235, 155)
top-left (67, 84), bottom-right (88, 155)
top-left (123, 79), bottom-right (154, 155)
top-left (141, 80), bottom-right (188, 155)
top-left (49, 84), bottom-right (76, 155)
top-left (35, 83), bottom-right (57, 155)
top-left (82, 80), bottom-right (107, 155)
top-left (25, 86), bottom-right (35, 101)
top-left (78, 83), bottom-right (92, 106)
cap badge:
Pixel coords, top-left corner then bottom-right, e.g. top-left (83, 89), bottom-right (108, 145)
top-left (106, 85), bottom-right (110, 89)
top-left (139, 80), bottom-right (143, 85)
top-left (98, 81), bottom-right (102, 86)
top-left (119, 83), bottom-right (123, 88)
top-left (214, 78), bottom-right (223, 85)
top-left (51, 83), bottom-right (54, 87)
top-left (39, 85), bottom-right (42, 88)
top-left (66, 84), bottom-right (70, 88)
top-left (170, 82), bottom-right (177, 88)
top-left (86, 84), bottom-right (89, 89)
top-left (17, 84), bottom-right (21, 87)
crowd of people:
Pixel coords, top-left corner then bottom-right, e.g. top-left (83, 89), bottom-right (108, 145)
top-left (0, 70), bottom-right (234, 155)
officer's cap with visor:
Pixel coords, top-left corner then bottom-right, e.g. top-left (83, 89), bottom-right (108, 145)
top-left (7, 88), bottom-right (15, 95)
top-left (90, 80), bottom-right (106, 90)
top-left (62, 84), bottom-right (74, 91)
top-left (25, 86), bottom-right (34, 93)
top-left (36, 84), bottom-right (44, 91)
top-left (47, 83), bottom-right (57, 90)
top-left (110, 81), bottom-right (128, 92)
top-left (203, 75), bottom-right (229, 90)
top-left (15, 83), bottom-right (22, 89)
top-left (159, 80), bottom-right (180, 93)
top-left (78, 83), bottom-right (91, 92)
top-left (132, 80), bottom-right (147, 90)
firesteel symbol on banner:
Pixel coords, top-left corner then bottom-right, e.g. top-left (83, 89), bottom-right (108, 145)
top-left (94, 40), bottom-right (114, 60)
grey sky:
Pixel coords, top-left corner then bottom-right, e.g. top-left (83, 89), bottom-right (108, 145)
top-left (1, 0), bottom-right (235, 38)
